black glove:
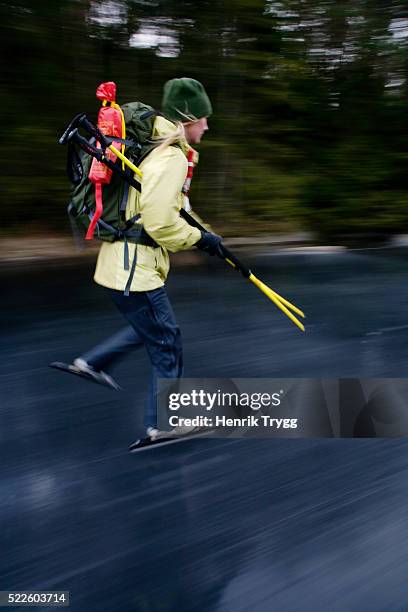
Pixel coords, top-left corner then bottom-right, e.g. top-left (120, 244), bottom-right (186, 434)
top-left (195, 231), bottom-right (224, 257)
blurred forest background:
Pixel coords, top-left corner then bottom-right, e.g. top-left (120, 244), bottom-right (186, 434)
top-left (1, 0), bottom-right (408, 241)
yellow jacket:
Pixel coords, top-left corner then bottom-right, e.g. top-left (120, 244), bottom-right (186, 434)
top-left (94, 117), bottom-right (202, 292)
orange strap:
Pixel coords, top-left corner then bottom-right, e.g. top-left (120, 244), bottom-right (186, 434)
top-left (85, 183), bottom-right (103, 240)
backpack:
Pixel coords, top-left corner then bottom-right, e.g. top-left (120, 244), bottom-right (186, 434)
top-left (67, 99), bottom-right (163, 246)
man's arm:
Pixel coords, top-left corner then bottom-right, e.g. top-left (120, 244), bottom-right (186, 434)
top-left (139, 146), bottom-right (201, 252)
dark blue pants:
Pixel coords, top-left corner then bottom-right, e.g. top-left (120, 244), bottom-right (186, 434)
top-left (82, 287), bottom-right (183, 429)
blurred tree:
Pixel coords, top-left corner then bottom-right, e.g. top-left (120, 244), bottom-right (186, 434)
top-left (0, 0), bottom-right (407, 240)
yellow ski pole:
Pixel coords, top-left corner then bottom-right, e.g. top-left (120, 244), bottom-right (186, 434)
top-left (222, 256), bottom-right (304, 319)
top-left (107, 144), bottom-right (143, 178)
top-left (249, 274), bottom-right (305, 332)
top-left (180, 209), bottom-right (305, 332)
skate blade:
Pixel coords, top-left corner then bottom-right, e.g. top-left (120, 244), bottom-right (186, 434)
top-left (129, 429), bottom-right (214, 453)
top-left (49, 362), bottom-right (122, 391)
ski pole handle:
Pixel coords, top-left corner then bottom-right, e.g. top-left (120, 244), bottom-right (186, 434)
top-left (77, 115), bottom-right (110, 150)
top-left (67, 129), bottom-right (104, 161)
top-left (180, 208), bottom-right (251, 278)
top-left (59, 113), bottom-right (108, 149)
top-left (59, 113), bottom-right (87, 145)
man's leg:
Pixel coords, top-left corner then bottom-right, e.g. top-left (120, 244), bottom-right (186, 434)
top-left (143, 288), bottom-right (183, 429)
top-left (58, 325), bottom-right (145, 390)
top-left (50, 308), bottom-right (144, 391)
top-left (79, 325), bottom-right (143, 371)
top-left (109, 287), bottom-right (183, 431)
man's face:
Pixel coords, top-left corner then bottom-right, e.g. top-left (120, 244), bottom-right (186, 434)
top-left (183, 117), bottom-right (209, 145)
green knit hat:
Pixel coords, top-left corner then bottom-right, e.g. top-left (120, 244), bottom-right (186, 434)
top-left (162, 78), bottom-right (212, 122)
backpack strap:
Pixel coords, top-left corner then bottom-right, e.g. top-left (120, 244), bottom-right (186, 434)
top-left (104, 135), bottom-right (139, 148)
top-left (140, 109), bottom-right (163, 121)
top-left (124, 246), bottom-right (138, 296)
top-left (90, 214), bottom-right (159, 247)
top-left (118, 217), bottom-right (159, 296)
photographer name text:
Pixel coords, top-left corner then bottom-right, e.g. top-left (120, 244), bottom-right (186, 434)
top-left (168, 415), bottom-right (298, 429)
